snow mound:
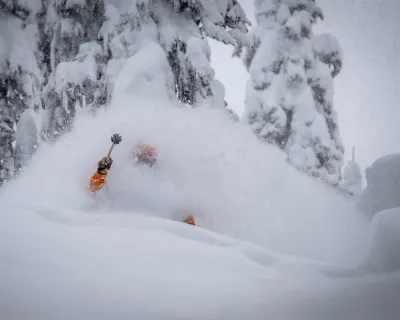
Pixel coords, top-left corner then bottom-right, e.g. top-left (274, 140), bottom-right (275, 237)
top-left (0, 205), bottom-right (270, 319)
top-left (360, 207), bottom-right (400, 273)
top-left (0, 203), bottom-right (399, 320)
top-left (358, 153), bottom-right (400, 216)
top-left (1, 200), bottom-right (356, 320)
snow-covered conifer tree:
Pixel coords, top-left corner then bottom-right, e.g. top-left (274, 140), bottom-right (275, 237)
top-left (39, 0), bottom-right (251, 139)
top-left (40, 0), bottom-right (106, 140)
top-left (341, 147), bottom-right (362, 195)
top-left (0, 1), bottom-right (42, 185)
top-left (243, 0), bottom-right (344, 185)
top-left (156, 0), bottom-right (251, 107)
top-left (98, 0), bottom-right (252, 110)
top-left (0, 0), bottom-right (251, 170)
top-left (97, 0), bottom-right (162, 102)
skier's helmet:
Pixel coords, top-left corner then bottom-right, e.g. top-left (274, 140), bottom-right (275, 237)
top-left (133, 142), bottom-right (157, 167)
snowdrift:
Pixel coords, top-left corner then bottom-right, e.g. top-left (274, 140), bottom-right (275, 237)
top-left (0, 205), bottom-right (273, 320)
top-left (360, 207), bottom-right (400, 273)
top-left (1, 195), bottom-right (399, 320)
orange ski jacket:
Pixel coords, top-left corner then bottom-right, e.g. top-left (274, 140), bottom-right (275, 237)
top-left (89, 171), bottom-right (108, 193)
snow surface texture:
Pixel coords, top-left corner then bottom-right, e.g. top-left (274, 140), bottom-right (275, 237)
top-left (1, 37), bottom-right (400, 319)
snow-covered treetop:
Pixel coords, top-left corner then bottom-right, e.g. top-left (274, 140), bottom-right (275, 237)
top-left (365, 153), bottom-right (400, 186)
top-left (54, 42), bottom-right (101, 94)
top-left (342, 159), bottom-right (362, 195)
top-left (54, 0), bottom-right (87, 8)
top-left (169, 0), bottom-right (252, 47)
top-left (312, 33), bottom-right (343, 77)
top-left (0, 11), bottom-right (42, 95)
top-left (244, 0), bottom-right (345, 186)
top-left (254, 0), bottom-right (323, 30)
top-left (280, 0), bottom-right (323, 23)
top-left (0, 0), bottom-right (42, 20)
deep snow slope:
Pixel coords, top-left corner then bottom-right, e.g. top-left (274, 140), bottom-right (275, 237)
top-left (0, 46), bottom-right (398, 317)
top-left (1, 94), bottom-right (371, 266)
top-left (0, 205), bottom-right (272, 320)
top-left (1, 33), bottom-right (399, 318)
top-left (360, 207), bottom-right (400, 273)
top-left (1, 203), bottom-right (400, 320)
top-left (1, 95), bottom-right (400, 319)
top-left (2, 42), bottom-right (372, 266)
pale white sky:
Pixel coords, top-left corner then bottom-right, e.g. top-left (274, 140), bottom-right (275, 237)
top-left (210, 0), bottom-right (400, 173)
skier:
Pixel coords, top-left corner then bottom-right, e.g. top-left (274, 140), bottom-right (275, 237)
top-left (132, 142), bottom-right (158, 168)
top-left (89, 156), bottom-right (113, 193)
top-left (89, 141), bottom-right (197, 226)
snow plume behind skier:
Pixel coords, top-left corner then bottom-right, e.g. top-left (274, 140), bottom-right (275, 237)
top-left (1, 97), bottom-right (370, 266)
top-left (89, 137), bottom-right (198, 225)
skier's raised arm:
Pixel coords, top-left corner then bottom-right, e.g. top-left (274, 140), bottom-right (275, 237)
top-left (89, 133), bottom-right (122, 193)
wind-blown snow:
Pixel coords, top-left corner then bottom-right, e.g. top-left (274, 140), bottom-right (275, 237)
top-left (1, 46), bottom-right (400, 318)
top-left (1, 91), bottom-right (371, 265)
top-left (15, 109), bottom-right (41, 165)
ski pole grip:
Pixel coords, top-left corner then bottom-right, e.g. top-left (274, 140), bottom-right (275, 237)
top-left (106, 133), bottom-right (122, 158)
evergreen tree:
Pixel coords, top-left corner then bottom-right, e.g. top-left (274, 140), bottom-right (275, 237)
top-left (341, 147), bottom-right (362, 195)
top-left (157, 0), bottom-right (251, 107)
top-left (97, 0), bottom-right (161, 102)
top-left (40, 0), bottom-right (106, 140)
top-left (0, 0), bottom-right (251, 184)
top-left (243, 0), bottom-right (344, 185)
top-left (39, 0), bottom-right (251, 138)
top-left (0, 1), bottom-right (42, 185)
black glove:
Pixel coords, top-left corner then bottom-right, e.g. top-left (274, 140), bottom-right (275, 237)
top-left (97, 157), bottom-right (113, 173)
